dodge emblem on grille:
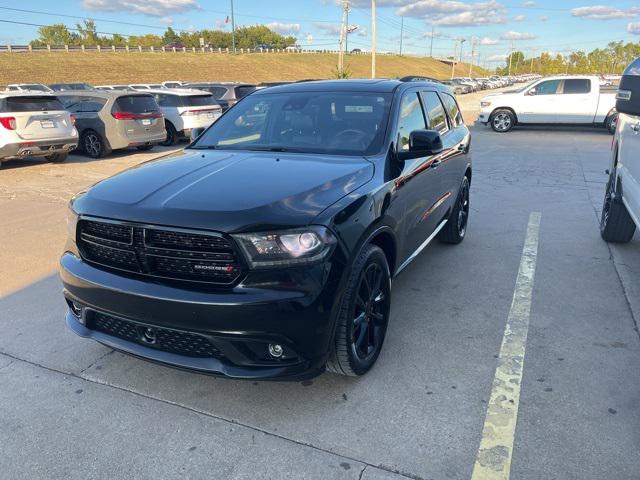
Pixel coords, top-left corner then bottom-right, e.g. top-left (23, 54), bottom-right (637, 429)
top-left (141, 327), bottom-right (157, 345)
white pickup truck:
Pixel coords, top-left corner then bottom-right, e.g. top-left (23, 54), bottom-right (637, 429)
top-left (478, 75), bottom-right (617, 133)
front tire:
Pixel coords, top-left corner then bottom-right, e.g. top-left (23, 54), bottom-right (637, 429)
top-left (605, 113), bottom-right (618, 135)
top-left (161, 122), bottom-right (179, 147)
top-left (326, 244), bottom-right (391, 377)
top-left (490, 109), bottom-right (515, 133)
top-left (601, 169), bottom-right (636, 243)
top-left (438, 176), bottom-right (470, 244)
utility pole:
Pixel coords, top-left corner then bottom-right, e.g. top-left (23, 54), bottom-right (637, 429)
top-left (230, 0), bottom-right (236, 54)
top-left (338, 0), bottom-right (349, 74)
top-left (459, 38), bottom-right (465, 63)
top-left (371, 0), bottom-right (376, 78)
top-left (429, 26), bottom-right (434, 57)
top-left (507, 40), bottom-right (514, 76)
top-left (468, 36), bottom-right (475, 77)
top-left (451, 38), bottom-right (461, 79)
top-left (399, 16), bottom-right (404, 56)
top-left (345, 3), bottom-right (349, 54)
top-left (530, 48), bottom-right (535, 73)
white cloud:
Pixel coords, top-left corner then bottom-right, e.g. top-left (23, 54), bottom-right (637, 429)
top-left (306, 34), bottom-right (314, 43)
top-left (356, 27), bottom-right (368, 37)
top-left (571, 6), bottom-right (640, 20)
top-left (82, 0), bottom-right (198, 17)
top-left (159, 16), bottom-right (173, 26)
top-left (423, 30), bottom-right (448, 38)
top-left (397, 0), bottom-right (502, 17)
top-left (479, 37), bottom-right (499, 45)
top-left (539, 15), bottom-right (549, 21)
top-left (488, 53), bottom-right (508, 61)
top-left (314, 23), bottom-right (342, 35)
top-left (501, 31), bottom-right (537, 40)
top-left (266, 22), bottom-right (301, 35)
top-left (432, 11), bottom-right (507, 26)
top-left (627, 22), bottom-right (640, 34)
top-left (513, 15), bottom-right (526, 21)
top-left (523, 1), bottom-right (535, 6)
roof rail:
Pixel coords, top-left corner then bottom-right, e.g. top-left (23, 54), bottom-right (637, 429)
top-left (398, 76), bottom-right (442, 83)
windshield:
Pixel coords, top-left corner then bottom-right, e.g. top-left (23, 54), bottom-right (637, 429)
top-left (1, 96), bottom-right (64, 112)
top-left (192, 91), bottom-right (391, 156)
top-left (22, 84), bottom-right (50, 92)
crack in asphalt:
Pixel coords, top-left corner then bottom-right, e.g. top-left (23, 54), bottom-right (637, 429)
top-left (0, 350), bottom-right (422, 480)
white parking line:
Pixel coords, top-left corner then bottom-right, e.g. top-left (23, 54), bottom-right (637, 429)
top-left (471, 212), bottom-right (542, 480)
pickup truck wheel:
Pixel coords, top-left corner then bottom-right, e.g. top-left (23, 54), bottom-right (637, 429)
top-left (438, 176), bottom-right (470, 244)
top-left (490, 109), bottom-right (515, 132)
top-left (605, 113), bottom-right (618, 135)
top-left (161, 122), bottom-right (178, 147)
top-left (601, 170), bottom-right (636, 243)
top-left (326, 244), bottom-right (391, 377)
top-left (45, 153), bottom-right (68, 163)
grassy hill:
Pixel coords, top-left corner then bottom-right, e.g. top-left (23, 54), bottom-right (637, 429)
top-left (0, 52), bottom-right (486, 85)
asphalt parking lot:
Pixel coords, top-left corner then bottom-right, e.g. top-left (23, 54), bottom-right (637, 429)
top-left (1, 94), bottom-right (639, 480)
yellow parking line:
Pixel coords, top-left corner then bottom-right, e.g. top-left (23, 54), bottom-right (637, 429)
top-left (471, 212), bottom-right (542, 480)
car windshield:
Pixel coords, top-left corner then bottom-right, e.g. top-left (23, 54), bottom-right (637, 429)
top-left (1, 96), bottom-right (64, 112)
top-left (22, 84), bottom-right (50, 92)
top-left (192, 91), bottom-right (391, 156)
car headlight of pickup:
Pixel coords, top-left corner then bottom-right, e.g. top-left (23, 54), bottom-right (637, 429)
top-left (480, 101), bottom-right (492, 108)
top-left (233, 226), bottom-right (337, 268)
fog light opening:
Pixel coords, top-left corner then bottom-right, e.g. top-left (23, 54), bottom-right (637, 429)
top-left (268, 343), bottom-right (284, 358)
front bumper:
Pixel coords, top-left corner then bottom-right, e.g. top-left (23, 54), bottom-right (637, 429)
top-left (477, 111), bottom-right (490, 124)
top-left (0, 136), bottom-right (78, 160)
top-left (60, 252), bottom-right (345, 380)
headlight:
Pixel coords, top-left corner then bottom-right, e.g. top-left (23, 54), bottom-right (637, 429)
top-left (480, 101), bottom-right (492, 108)
top-left (233, 226), bottom-right (337, 268)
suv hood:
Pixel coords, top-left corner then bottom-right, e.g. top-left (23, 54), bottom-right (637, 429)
top-left (73, 149), bottom-right (374, 232)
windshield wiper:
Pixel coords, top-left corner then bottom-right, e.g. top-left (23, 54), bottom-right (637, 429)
top-left (190, 145), bottom-right (218, 150)
top-left (246, 146), bottom-right (295, 152)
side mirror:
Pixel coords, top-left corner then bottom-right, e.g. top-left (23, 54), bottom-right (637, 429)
top-left (190, 127), bottom-right (206, 142)
top-left (526, 89), bottom-right (536, 96)
top-left (617, 57), bottom-right (640, 116)
top-left (398, 130), bottom-right (443, 160)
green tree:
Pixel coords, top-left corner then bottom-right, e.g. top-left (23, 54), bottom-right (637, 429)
top-left (76, 19), bottom-right (99, 45)
top-left (162, 27), bottom-right (181, 45)
top-left (32, 24), bottom-right (77, 46)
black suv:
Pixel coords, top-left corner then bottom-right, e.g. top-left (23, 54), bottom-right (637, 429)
top-left (61, 79), bottom-right (471, 380)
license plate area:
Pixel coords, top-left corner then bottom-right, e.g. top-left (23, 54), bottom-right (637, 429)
top-left (40, 120), bottom-right (55, 129)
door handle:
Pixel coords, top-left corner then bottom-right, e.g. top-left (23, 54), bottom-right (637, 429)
top-left (458, 143), bottom-right (467, 152)
top-left (632, 123), bottom-right (640, 134)
top-left (431, 159), bottom-right (442, 168)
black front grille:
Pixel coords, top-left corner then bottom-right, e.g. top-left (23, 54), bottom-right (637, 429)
top-left (77, 219), bottom-right (242, 285)
top-left (91, 312), bottom-right (224, 359)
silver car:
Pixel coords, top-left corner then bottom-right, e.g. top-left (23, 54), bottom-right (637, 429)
top-left (0, 93), bottom-right (78, 168)
top-left (57, 91), bottom-right (166, 158)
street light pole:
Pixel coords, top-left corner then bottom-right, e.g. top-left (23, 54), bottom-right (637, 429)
top-left (399, 16), bottom-right (404, 56)
top-left (371, 0), bottom-right (376, 78)
top-left (230, 0), bottom-right (236, 54)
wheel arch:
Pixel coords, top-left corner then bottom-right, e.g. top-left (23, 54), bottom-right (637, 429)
top-left (490, 106), bottom-right (518, 124)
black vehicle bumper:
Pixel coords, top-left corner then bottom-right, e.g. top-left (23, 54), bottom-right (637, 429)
top-left (60, 253), bottom-right (345, 380)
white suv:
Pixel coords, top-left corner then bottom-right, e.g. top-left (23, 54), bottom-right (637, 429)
top-left (147, 89), bottom-right (222, 146)
top-left (0, 93), bottom-right (78, 168)
top-left (601, 58), bottom-right (640, 243)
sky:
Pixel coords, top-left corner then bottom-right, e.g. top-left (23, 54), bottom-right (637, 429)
top-left (0, 0), bottom-right (639, 66)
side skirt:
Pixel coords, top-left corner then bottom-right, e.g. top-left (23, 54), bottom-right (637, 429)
top-left (394, 219), bottom-right (448, 276)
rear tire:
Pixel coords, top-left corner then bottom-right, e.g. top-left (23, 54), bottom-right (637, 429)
top-left (601, 169), bottom-right (636, 243)
top-left (161, 122), bottom-right (179, 147)
top-left (490, 109), bottom-right (515, 133)
top-left (438, 176), bottom-right (470, 244)
top-left (326, 244), bottom-right (391, 377)
top-left (45, 153), bottom-right (68, 163)
top-left (82, 131), bottom-right (110, 159)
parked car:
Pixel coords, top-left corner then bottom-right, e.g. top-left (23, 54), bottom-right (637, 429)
top-left (164, 42), bottom-right (185, 50)
top-left (130, 84), bottom-right (167, 91)
top-left (49, 83), bottom-right (94, 92)
top-left (57, 91), bottom-right (166, 158)
top-left (479, 76), bottom-right (618, 133)
top-left (60, 79), bottom-right (472, 380)
top-left (441, 81), bottom-right (464, 95)
top-left (601, 58), bottom-right (640, 243)
top-left (182, 82), bottom-right (257, 111)
top-left (162, 81), bottom-right (188, 89)
top-left (147, 89), bottom-right (223, 146)
top-left (450, 79), bottom-right (472, 94)
top-left (95, 85), bottom-right (135, 91)
top-left (6, 83), bottom-right (53, 93)
top-left (0, 93), bottom-right (78, 168)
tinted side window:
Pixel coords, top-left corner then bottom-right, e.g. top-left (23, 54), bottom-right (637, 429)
top-left (397, 92), bottom-right (426, 152)
top-left (235, 86), bottom-right (256, 99)
top-left (563, 79), bottom-right (591, 94)
top-left (440, 93), bottom-right (463, 127)
top-left (422, 92), bottom-right (448, 134)
top-left (154, 94), bottom-right (180, 107)
top-left (533, 80), bottom-right (560, 95)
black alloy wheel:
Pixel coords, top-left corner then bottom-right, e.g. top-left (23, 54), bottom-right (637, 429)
top-left (438, 176), bottom-right (470, 244)
top-left (327, 244), bottom-right (391, 376)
